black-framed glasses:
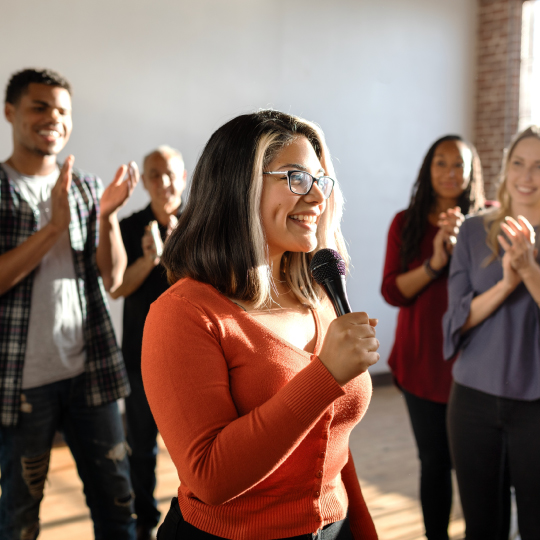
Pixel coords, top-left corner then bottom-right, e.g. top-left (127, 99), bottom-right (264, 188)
top-left (263, 170), bottom-right (335, 200)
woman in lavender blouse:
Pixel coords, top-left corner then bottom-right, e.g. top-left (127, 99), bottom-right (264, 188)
top-left (443, 126), bottom-right (540, 539)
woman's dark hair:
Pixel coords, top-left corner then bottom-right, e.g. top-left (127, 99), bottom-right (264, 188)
top-left (399, 135), bottom-right (485, 270)
top-left (162, 109), bottom-right (347, 308)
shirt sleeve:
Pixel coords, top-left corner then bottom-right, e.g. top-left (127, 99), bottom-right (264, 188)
top-left (341, 449), bottom-right (378, 540)
top-left (442, 220), bottom-right (475, 360)
top-left (80, 172), bottom-right (103, 250)
top-left (95, 175), bottom-right (104, 201)
top-left (141, 291), bottom-right (346, 506)
top-left (90, 173), bottom-right (104, 215)
top-left (380, 212), bottom-right (415, 307)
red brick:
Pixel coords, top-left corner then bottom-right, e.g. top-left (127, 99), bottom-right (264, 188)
top-left (474, 0), bottom-right (523, 185)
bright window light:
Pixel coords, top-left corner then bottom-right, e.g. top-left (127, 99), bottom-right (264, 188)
top-left (520, 0), bottom-right (540, 129)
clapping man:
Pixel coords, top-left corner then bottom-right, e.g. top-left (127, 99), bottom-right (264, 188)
top-left (0, 68), bottom-right (137, 539)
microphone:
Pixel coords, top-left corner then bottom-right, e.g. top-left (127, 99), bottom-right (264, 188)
top-left (310, 248), bottom-right (351, 317)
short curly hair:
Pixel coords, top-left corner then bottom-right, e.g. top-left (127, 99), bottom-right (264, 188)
top-left (5, 68), bottom-right (72, 105)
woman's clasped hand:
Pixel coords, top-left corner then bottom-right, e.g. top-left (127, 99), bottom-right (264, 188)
top-left (498, 215), bottom-right (538, 274)
top-left (431, 206), bottom-right (464, 271)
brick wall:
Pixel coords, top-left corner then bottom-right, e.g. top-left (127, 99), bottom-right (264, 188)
top-left (475, 0), bottom-right (524, 198)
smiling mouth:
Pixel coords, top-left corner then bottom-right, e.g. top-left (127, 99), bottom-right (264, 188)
top-left (37, 129), bottom-right (62, 141)
top-left (515, 186), bottom-right (536, 194)
top-left (289, 214), bottom-right (318, 224)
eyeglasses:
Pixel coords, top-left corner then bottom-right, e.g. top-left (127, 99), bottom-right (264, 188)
top-left (263, 170), bottom-right (335, 200)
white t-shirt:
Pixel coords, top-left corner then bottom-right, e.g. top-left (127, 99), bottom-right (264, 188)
top-left (3, 163), bottom-right (86, 389)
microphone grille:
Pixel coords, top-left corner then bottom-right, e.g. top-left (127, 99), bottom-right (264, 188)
top-left (310, 248), bottom-right (346, 283)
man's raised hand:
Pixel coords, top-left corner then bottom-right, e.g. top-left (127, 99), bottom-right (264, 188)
top-left (100, 161), bottom-right (139, 219)
top-left (50, 155), bottom-right (74, 233)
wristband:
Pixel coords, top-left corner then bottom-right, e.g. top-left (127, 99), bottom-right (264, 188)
top-left (424, 258), bottom-right (444, 280)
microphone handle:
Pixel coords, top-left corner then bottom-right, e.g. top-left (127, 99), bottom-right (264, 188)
top-left (321, 276), bottom-right (352, 317)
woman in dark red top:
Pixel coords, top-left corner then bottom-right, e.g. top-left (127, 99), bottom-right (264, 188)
top-left (381, 135), bottom-right (484, 540)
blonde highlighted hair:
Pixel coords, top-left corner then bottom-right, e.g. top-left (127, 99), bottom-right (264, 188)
top-left (484, 126), bottom-right (540, 263)
top-left (162, 110), bottom-right (347, 308)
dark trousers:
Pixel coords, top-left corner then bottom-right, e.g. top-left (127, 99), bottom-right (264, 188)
top-left (125, 369), bottom-right (161, 529)
top-left (0, 374), bottom-right (135, 540)
top-left (157, 498), bottom-right (352, 540)
top-left (402, 389), bottom-right (452, 540)
top-left (447, 382), bottom-right (540, 540)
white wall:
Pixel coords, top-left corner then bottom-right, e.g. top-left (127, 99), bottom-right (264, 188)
top-left (0, 0), bottom-right (477, 373)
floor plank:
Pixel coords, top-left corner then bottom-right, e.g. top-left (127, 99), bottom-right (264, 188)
top-left (350, 385), bottom-right (463, 540)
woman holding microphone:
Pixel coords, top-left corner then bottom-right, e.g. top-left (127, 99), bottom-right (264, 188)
top-left (142, 110), bottom-right (380, 539)
top-left (381, 135), bottom-right (485, 540)
top-left (444, 126), bottom-right (540, 539)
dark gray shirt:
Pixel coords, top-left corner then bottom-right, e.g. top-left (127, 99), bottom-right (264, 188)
top-left (443, 214), bottom-right (540, 400)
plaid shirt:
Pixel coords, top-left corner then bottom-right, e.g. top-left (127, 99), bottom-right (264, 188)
top-left (0, 164), bottom-right (130, 426)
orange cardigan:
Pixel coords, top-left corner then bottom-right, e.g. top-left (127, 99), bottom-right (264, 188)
top-left (142, 278), bottom-right (378, 540)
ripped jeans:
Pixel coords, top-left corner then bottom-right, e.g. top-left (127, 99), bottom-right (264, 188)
top-left (0, 374), bottom-right (136, 540)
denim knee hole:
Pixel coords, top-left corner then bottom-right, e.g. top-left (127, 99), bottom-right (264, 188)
top-left (105, 441), bottom-right (129, 462)
top-left (20, 451), bottom-right (50, 501)
top-left (114, 491), bottom-right (135, 507)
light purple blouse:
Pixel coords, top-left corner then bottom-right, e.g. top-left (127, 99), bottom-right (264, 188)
top-left (443, 214), bottom-right (540, 401)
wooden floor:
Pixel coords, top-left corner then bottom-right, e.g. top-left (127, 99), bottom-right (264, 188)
top-left (32, 385), bottom-right (464, 540)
